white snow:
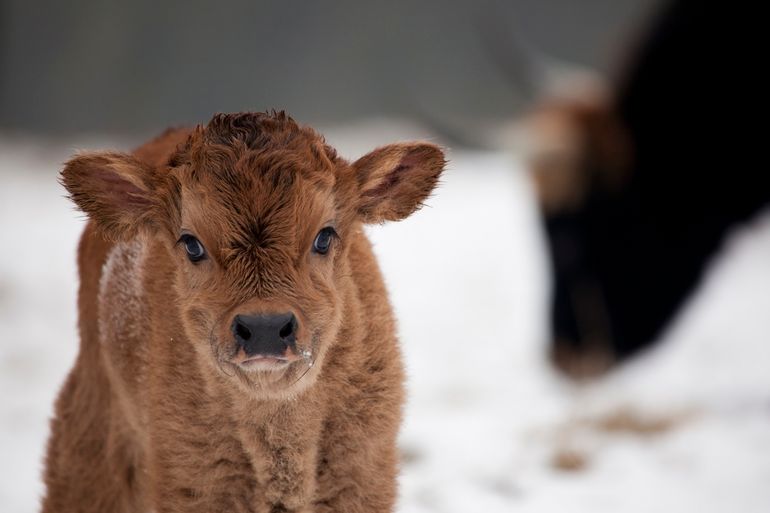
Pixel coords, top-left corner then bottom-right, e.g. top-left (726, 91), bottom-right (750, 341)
top-left (1, 128), bottom-right (769, 512)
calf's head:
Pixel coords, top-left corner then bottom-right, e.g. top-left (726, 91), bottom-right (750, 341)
top-left (61, 112), bottom-right (445, 398)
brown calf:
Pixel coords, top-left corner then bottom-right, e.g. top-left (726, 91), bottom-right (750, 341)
top-left (42, 111), bottom-right (445, 512)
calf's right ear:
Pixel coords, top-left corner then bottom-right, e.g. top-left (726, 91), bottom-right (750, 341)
top-left (60, 151), bottom-right (161, 240)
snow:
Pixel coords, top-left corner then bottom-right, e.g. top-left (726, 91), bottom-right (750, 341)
top-left (1, 129), bottom-right (769, 512)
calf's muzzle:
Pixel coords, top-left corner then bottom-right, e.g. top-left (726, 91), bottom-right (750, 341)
top-left (231, 312), bottom-right (298, 358)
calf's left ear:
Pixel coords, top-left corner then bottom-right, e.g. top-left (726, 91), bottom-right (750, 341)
top-left (60, 151), bottom-right (161, 240)
top-left (353, 142), bottom-right (446, 223)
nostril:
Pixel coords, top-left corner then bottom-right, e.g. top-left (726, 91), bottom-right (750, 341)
top-left (279, 318), bottom-right (295, 340)
top-left (235, 321), bottom-right (252, 341)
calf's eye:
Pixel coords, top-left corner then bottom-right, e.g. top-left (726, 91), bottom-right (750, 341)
top-left (179, 234), bottom-right (207, 262)
top-left (313, 227), bottom-right (336, 255)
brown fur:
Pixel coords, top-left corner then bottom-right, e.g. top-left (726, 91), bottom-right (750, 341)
top-left (523, 93), bottom-right (630, 215)
top-left (42, 111), bottom-right (445, 512)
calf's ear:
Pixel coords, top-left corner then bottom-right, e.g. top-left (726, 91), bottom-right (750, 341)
top-left (353, 142), bottom-right (446, 223)
top-left (60, 151), bottom-right (161, 240)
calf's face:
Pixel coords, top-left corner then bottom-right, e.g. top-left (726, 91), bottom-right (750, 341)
top-left (61, 113), bottom-right (444, 398)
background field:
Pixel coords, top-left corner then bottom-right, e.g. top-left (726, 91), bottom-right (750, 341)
top-left (1, 124), bottom-right (769, 512)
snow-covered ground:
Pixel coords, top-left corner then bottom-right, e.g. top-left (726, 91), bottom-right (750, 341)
top-left (1, 127), bottom-right (768, 512)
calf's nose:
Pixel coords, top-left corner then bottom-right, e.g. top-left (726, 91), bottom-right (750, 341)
top-left (231, 312), bottom-right (298, 357)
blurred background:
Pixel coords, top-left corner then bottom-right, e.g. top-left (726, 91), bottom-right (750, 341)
top-left (1, 0), bottom-right (651, 136)
top-left (2, 0), bottom-right (769, 512)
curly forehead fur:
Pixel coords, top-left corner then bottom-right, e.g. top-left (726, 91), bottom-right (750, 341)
top-left (171, 111), bottom-right (339, 189)
top-left (164, 112), bottom-right (346, 299)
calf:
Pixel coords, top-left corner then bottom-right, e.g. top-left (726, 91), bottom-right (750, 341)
top-left (42, 111), bottom-right (445, 513)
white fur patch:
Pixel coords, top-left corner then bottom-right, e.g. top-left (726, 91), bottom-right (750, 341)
top-left (97, 239), bottom-right (151, 400)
